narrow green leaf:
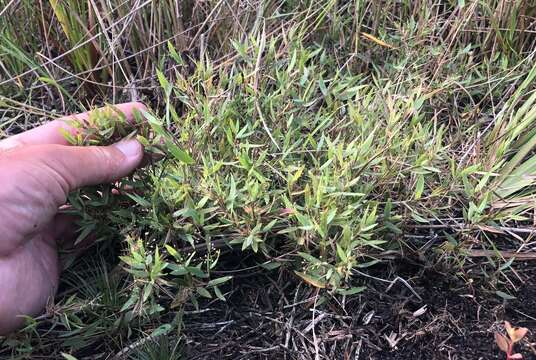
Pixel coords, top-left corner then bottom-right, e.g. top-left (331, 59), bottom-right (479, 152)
top-left (337, 286), bottom-right (366, 296)
top-left (496, 291), bottom-right (516, 300)
top-left (336, 244), bottom-right (348, 262)
top-left (207, 276), bottom-right (233, 287)
top-left (167, 141), bottom-right (194, 164)
top-left (196, 287), bottom-right (212, 298)
top-left (151, 323), bottom-right (173, 337)
top-left (62, 354), bottom-right (79, 360)
top-left (415, 174), bottom-right (424, 199)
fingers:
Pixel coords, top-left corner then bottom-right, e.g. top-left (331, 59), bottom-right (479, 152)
top-left (0, 102), bottom-right (147, 150)
top-left (44, 140), bottom-right (144, 192)
top-left (0, 139), bottom-right (143, 257)
top-left (5, 140), bottom-right (144, 200)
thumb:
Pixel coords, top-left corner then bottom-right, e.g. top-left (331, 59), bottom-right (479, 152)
top-left (26, 139), bottom-right (144, 193)
top-left (0, 139), bottom-right (144, 253)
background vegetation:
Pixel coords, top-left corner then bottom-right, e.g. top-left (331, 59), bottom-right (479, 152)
top-left (1, 0), bottom-right (536, 358)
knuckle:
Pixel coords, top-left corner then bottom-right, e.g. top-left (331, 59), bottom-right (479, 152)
top-left (0, 137), bottom-right (27, 153)
top-left (92, 146), bottom-right (121, 181)
top-left (38, 145), bottom-right (76, 195)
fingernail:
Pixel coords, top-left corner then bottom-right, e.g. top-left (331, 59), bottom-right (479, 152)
top-left (114, 139), bottom-right (141, 158)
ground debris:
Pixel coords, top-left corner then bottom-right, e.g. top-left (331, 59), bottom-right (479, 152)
top-left (182, 261), bottom-right (536, 360)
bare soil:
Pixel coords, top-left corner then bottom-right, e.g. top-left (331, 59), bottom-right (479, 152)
top-left (182, 253), bottom-right (536, 360)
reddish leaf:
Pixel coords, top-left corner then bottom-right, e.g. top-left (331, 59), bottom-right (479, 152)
top-left (294, 271), bottom-right (326, 288)
top-left (512, 327), bottom-right (528, 343)
top-left (495, 332), bottom-right (510, 352)
top-left (279, 208), bottom-right (295, 215)
top-left (505, 321), bottom-right (528, 343)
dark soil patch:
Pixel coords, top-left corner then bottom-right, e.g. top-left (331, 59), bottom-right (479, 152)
top-left (181, 256), bottom-right (536, 360)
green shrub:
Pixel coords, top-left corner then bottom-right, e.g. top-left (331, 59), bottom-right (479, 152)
top-left (2, 0), bottom-right (536, 357)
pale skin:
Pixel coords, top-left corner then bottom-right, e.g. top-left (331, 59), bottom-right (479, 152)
top-left (0, 102), bottom-right (147, 335)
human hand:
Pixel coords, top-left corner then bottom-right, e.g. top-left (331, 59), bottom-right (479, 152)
top-left (0, 102), bottom-right (146, 335)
